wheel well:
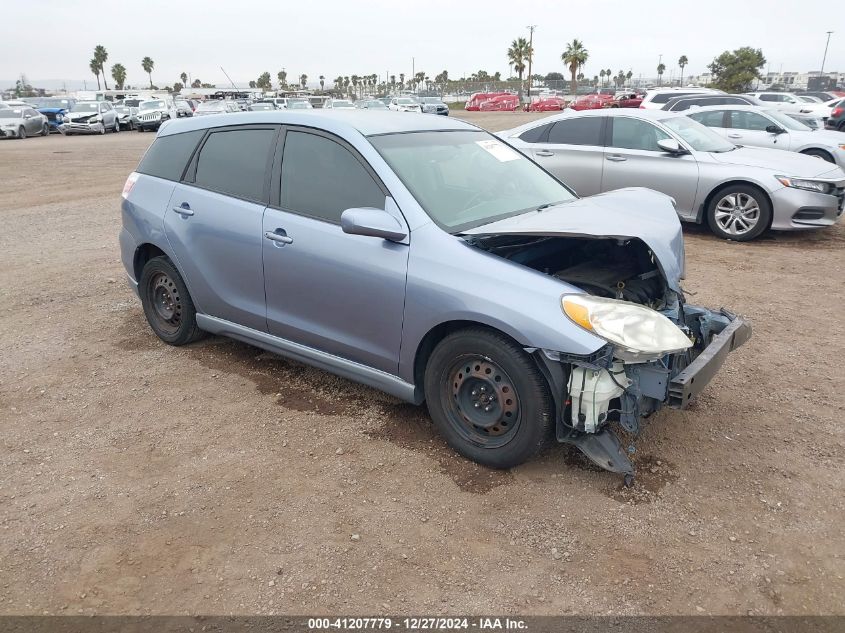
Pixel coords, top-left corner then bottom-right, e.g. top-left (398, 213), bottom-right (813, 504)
top-left (700, 181), bottom-right (774, 229)
top-left (133, 243), bottom-right (168, 281)
top-left (800, 148), bottom-right (834, 163)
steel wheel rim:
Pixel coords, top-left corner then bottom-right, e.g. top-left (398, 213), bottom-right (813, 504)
top-left (147, 272), bottom-right (182, 335)
top-left (714, 192), bottom-right (760, 236)
top-left (445, 355), bottom-right (521, 448)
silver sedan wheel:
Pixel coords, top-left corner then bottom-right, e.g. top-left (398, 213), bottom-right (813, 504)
top-left (714, 192), bottom-right (760, 236)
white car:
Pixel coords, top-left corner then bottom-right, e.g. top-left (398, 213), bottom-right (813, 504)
top-left (638, 87), bottom-right (722, 109)
top-left (687, 105), bottom-right (845, 168)
top-left (324, 99), bottom-right (356, 109)
top-left (135, 98), bottom-right (179, 132)
top-left (746, 91), bottom-right (838, 125)
top-left (389, 97), bottom-right (422, 113)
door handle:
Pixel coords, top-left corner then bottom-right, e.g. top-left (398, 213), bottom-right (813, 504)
top-left (606, 154), bottom-right (627, 162)
top-left (172, 204), bottom-right (194, 217)
top-left (535, 150), bottom-right (554, 157)
top-left (264, 230), bottom-right (293, 245)
top-left (727, 133), bottom-right (742, 139)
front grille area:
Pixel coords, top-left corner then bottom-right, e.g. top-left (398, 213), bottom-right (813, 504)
top-left (140, 112), bottom-right (161, 122)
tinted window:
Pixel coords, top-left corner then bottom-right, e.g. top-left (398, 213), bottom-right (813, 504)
top-left (688, 110), bottom-right (727, 128)
top-left (194, 128), bottom-right (276, 202)
top-left (650, 91), bottom-right (695, 104)
top-left (723, 97), bottom-right (751, 105)
top-left (548, 117), bottom-right (604, 145)
top-left (137, 130), bottom-right (204, 181)
top-left (728, 111), bottom-right (771, 131)
top-left (758, 94), bottom-right (784, 102)
top-left (518, 123), bottom-right (552, 143)
top-left (609, 117), bottom-right (670, 151)
top-left (280, 131), bottom-right (384, 223)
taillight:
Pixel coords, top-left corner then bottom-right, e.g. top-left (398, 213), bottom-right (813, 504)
top-left (833, 107), bottom-right (844, 117)
top-left (122, 172), bottom-right (139, 199)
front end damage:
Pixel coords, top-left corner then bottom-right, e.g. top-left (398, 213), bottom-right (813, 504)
top-left (462, 191), bottom-right (751, 481)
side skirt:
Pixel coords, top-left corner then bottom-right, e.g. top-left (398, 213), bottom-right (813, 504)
top-left (195, 314), bottom-right (421, 404)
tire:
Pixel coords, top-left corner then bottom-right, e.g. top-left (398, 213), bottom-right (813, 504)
top-left (706, 184), bottom-right (771, 241)
top-left (139, 256), bottom-right (206, 346)
top-left (801, 148), bottom-right (834, 163)
top-left (113, 119), bottom-right (120, 133)
top-left (137, 126), bottom-right (144, 132)
top-left (99, 123), bottom-right (106, 135)
top-left (838, 121), bottom-right (845, 132)
top-left (424, 327), bottom-right (553, 469)
top-left (18, 126), bottom-right (26, 140)
top-left (41, 124), bottom-right (49, 136)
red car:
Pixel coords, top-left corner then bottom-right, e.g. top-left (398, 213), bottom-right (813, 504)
top-left (466, 92), bottom-right (520, 112)
top-left (569, 94), bottom-right (614, 111)
top-left (605, 92), bottom-right (644, 108)
top-left (525, 97), bottom-right (568, 112)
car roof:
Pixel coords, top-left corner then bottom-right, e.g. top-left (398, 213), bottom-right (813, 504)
top-left (499, 107), bottom-right (682, 136)
top-left (159, 110), bottom-right (478, 138)
top-left (686, 104), bottom-right (770, 112)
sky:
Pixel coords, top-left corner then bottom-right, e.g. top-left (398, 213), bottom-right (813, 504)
top-left (1, 0), bottom-right (841, 89)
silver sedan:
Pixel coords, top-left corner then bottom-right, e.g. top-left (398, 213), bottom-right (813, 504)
top-left (500, 109), bottom-right (845, 241)
top-left (0, 107), bottom-right (48, 139)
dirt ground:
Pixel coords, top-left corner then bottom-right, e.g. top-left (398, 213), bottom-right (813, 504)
top-left (1, 111), bottom-right (843, 617)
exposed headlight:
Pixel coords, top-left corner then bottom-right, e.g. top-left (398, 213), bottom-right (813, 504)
top-left (562, 295), bottom-right (692, 362)
top-left (93, 115), bottom-right (102, 122)
top-left (775, 176), bottom-right (833, 194)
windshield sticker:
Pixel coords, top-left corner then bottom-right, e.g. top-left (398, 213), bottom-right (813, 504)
top-left (475, 139), bottom-right (521, 162)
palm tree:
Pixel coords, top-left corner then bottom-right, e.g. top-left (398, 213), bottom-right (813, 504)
top-left (678, 55), bottom-right (688, 86)
top-left (561, 39), bottom-right (589, 95)
top-left (111, 63), bottom-right (127, 89)
top-left (626, 70), bottom-right (633, 86)
top-left (507, 37), bottom-right (532, 96)
top-left (300, 74), bottom-right (307, 89)
top-left (141, 57), bottom-right (155, 89)
top-left (605, 69), bottom-right (612, 86)
top-left (180, 72), bottom-right (188, 87)
top-left (657, 63), bottom-right (666, 86)
top-left (319, 75), bottom-right (325, 91)
top-left (94, 45), bottom-right (109, 90)
top-left (399, 73), bottom-right (405, 90)
top-left (89, 59), bottom-right (101, 90)
top-left (278, 70), bottom-right (287, 89)
top-left (599, 69), bottom-right (606, 87)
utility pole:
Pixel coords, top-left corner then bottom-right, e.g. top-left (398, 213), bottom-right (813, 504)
top-left (412, 57), bottom-right (415, 93)
top-left (820, 31), bottom-right (834, 81)
top-left (658, 53), bottom-right (663, 85)
top-left (526, 25), bottom-right (537, 100)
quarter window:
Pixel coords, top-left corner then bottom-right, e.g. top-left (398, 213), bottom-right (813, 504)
top-left (518, 123), bottom-right (552, 143)
top-left (609, 117), bottom-right (671, 151)
top-left (547, 117), bottom-right (604, 146)
top-left (280, 131), bottom-right (384, 223)
top-left (137, 129), bottom-right (205, 182)
top-left (194, 128), bottom-right (276, 202)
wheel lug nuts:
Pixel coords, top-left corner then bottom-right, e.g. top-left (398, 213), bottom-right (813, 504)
top-left (484, 405), bottom-right (492, 412)
top-left (479, 386), bottom-right (487, 393)
top-left (471, 389), bottom-right (478, 396)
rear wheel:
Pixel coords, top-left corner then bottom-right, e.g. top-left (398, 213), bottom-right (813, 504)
top-left (801, 148), bottom-right (834, 163)
top-left (139, 256), bottom-right (205, 346)
top-left (706, 184), bottom-right (771, 241)
top-left (424, 328), bottom-right (553, 469)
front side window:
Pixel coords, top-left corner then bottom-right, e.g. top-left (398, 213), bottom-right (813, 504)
top-left (371, 130), bottom-right (576, 232)
top-left (548, 117), bottom-right (604, 146)
top-left (728, 111), bottom-right (772, 131)
top-left (194, 128), bottom-right (276, 202)
top-left (609, 117), bottom-right (671, 151)
top-left (661, 116), bottom-right (735, 152)
top-left (280, 131), bottom-right (384, 223)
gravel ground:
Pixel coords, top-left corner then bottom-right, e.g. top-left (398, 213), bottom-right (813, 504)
top-left (1, 111), bottom-right (843, 616)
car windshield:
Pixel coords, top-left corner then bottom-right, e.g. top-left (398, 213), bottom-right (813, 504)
top-left (0, 110), bottom-right (22, 118)
top-left (422, 98), bottom-right (441, 103)
top-left (371, 130), bottom-right (576, 232)
top-left (250, 104), bottom-right (273, 110)
top-left (198, 102), bottom-right (225, 110)
top-left (288, 102), bottom-right (309, 108)
top-left (661, 116), bottom-right (735, 152)
top-left (332, 101), bottom-right (355, 108)
top-left (762, 109), bottom-right (810, 131)
top-left (39, 99), bottom-right (72, 108)
top-left (141, 101), bottom-right (165, 110)
top-left (71, 102), bottom-right (99, 112)
top-left (397, 98), bottom-right (415, 105)
top-left (114, 106), bottom-right (129, 113)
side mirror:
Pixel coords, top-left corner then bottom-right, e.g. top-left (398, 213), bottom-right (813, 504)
top-left (340, 207), bottom-right (408, 242)
top-left (766, 124), bottom-right (785, 135)
top-left (657, 138), bottom-right (687, 154)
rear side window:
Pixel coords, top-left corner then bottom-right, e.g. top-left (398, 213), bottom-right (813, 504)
top-left (548, 117), bottom-right (604, 145)
top-left (688, 110), bottom-right (727, 128)
top-left (137, 130), bottom-right (204, 181)
top-left (650, 91), bottom-right (695, 104)
top-left (518, 123), bottom-right (552, 143)
top-left (759, 94), bottom-right (784, 102)
top-left (280, 131), bottom-right (384, 223)
top-left (193, 128), bottom-right (277, 203)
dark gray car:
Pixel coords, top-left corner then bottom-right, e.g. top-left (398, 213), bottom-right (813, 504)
top-left (119, 111), bottom-right (750, 481)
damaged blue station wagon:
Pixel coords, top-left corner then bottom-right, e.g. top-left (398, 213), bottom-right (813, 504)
top-left (119, 110), bottom-right (750, 482)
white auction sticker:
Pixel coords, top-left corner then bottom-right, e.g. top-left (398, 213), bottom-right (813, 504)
top-left (475, 139), bottom-right (521, 162)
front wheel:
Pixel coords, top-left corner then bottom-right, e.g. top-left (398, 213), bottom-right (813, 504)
top-left (139, 256), bottom-right (206, 346)
top-left (41, 124), bottom-right (49, 136)
top-left (18, 126), bottom-right (26, 139)
top-left (706, 185), bottom-right (771, 241)
top-left (113, 119), bottom-right (120, 133)
top-left (424, 328), bottom-right (553, 469)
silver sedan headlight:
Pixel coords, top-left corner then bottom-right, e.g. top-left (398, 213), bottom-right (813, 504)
top-left (775, 176), bottom-right (835, 194)
top-left (562, 294), bottom-right (692, 362)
